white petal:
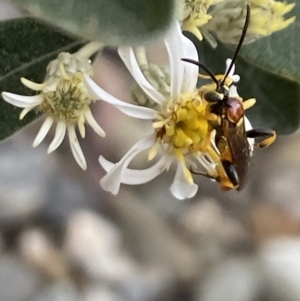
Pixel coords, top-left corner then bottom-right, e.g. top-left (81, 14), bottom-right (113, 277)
top-left (164, 22), bottom-right (185, 99)
top-left (19, 107), bottom-right (35, 120)
top-left (33, 116), bottom-right (54, 147)
top-left (181, 34), bottom-right (199, 93)
top-left (85, 108), bottom-right (106, 137)
top-left (100, 154), bottom-right (172, 184)
top-left (2, 92), bottom-right (43, 108)
top-left (85, 75), bottom-right (157, 119)
top-left (47, 121), bottom-right (66, 153)
top-left (99, 134), bottom-right (155, 195)
top-left (118, 47), bottom-right (165, 105)
top-left (225, 59), bottom-right (234, 77)
top-left (244, 116), bottom-right (252, 131)
top-left (99, 156), bottom-right (115, 172)
top-left (75, 41), bottom-right (103, 59)
top-left (244, 116), bottom-right (254, 152)
top-left (78, 115), bottom-right (86, 138)
top-left (21, 77), bottom-right (45, 91)
top-left (225, 59), bottom-right (240, 83)
top-left (67, 125), bottom-right (87, 170)
top-left (170, 163), bottom-right (198, 200)
top-left (229, 85), bottom-right (239, 98)
top-left (232, 75), bottom-right (240, 83)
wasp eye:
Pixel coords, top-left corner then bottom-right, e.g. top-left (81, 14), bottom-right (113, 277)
top-left (203, 91), bottom-right (222, 103)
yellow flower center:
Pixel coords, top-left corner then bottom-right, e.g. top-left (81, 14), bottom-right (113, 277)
top-left (151, 91), bottom-right (217, 183)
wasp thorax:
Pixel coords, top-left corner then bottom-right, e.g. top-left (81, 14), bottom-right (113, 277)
top-left (226, 97), bottom-right (244, 124)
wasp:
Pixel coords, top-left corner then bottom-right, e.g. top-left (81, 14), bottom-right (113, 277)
top-left (182, 3), bottom-right (276, 190)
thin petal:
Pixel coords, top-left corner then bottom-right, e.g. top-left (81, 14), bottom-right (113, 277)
top-left (225, 59), bottom-right (240, 83)
top-left (75, 41), bottom-right (103, 58)
top-left (170, 162), bottom-right (198, 200)
top-left (85, 75), bottom-right (157, 119)
top-left (164, 22), bottom-right (185, 99)
top-left (229, 85), bottom-right (239, 97)
top-left (33, 116), bottom-right (54, 147)
top-left (2, 92), bottom-right (43, 108)
top-left (21, 77), bottom-right (45, 91)
top-left (100, 154), bottom-right (172, 184)
top-left (244, 116), bottom-right (254, 152)
top-left (47, 121), bottom-right (66, 153)
top-left (181, 35), bottom-right (199, 93)
top-left (225, 59), bottom-right (234, 77)
top-left (67, 125), bottom-right (87, 170)
top-left (85, 108), bottom-right (106, 137)
top-left (99, 134), bottom-right (155, 195)
top-left (118, 47), bottom-right (165, 105)
top-left (19, 107), bottom-right (35, 120)
top-left (78, 115), bottom-right (86, 138)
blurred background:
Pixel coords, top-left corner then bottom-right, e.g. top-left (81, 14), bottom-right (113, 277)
top-left (2, 1), bottom-right (300, 301)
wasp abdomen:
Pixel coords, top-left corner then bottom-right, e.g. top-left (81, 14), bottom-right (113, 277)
top-left (221, 159), bottom-right (240, 187)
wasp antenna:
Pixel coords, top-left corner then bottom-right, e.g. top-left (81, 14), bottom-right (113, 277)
top-left (221, 3), bottom-right (251, 85)
top-left (181, 58), bottom-right (219, 88)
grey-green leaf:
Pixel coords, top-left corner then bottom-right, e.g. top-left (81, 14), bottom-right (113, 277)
top-left (239, 2), bottom-right (300, 84)
top-left (0, 17), bottom-right (83, 141)
top-left (11, 0), bottom-right (175, 45)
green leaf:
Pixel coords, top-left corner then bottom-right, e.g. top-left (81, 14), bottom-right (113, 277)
top-left (186, 15), bottom-right (300, 135)
top-left (11, 0), bottom-right (175, 45)
top-left (239, 2), bottom-right (300, 84)
top-left (0, 17), bottom-right (83, 141)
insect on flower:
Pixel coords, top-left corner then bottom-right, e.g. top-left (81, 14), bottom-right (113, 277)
top-left (84, 22), bottom-right (225, 200)
top-left (182, 3), bottom-right (276, 191)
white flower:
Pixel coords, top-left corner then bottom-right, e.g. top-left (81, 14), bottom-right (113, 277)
top-left (85, 22), bottom-right (228, 200)
top-left (205, 0), bottom-right (296, 45)
top-left (85, 22), bottom-right (254, 198)
top-left (2, 42), bottom-right (105, 170)
top-left (178, 0), bottom-right (225, 42)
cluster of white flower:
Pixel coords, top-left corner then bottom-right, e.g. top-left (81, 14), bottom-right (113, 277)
top-left (1, 0), bottom-right (291, 199)
top-left (180, 0), bottom-right (296, 46)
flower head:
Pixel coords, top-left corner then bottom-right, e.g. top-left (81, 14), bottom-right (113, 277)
top-left (178, 0), bottom-right (224, 42)
top-left (2, 42), bottom-right (105, 170)
top-left (205, 0), bottom-right (296, 44)
top-left (85, 22), bottom-right (245, 199)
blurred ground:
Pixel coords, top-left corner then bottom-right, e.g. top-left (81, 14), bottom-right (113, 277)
top-left (2, 1), bottom-right (300, 301)
top-left (1, 52), bottom-right (300, 301)
top-left (2, 103), bottom-right (300, 301)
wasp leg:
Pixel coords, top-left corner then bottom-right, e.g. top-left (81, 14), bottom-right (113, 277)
top-left (247, 128), bottom-right (276, 148)
top-left (221, 160), bottom-right (239, 187)
top-left (189, 167), bottom-right (217, 180)
top-left (189, 166), bottom-right (236, 191)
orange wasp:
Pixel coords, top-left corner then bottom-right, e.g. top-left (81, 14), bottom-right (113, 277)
top-left (182, 4), bottom-right (276, 190)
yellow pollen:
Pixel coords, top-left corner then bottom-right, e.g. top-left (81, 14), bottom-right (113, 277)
top-left (148, 144), bottom-right (158, 161)
top-left (153, 91), bottom-right (214, 183)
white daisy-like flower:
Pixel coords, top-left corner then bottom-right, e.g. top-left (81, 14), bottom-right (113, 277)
top-left (205, 0), bottom-right (296, 45)
top-left (2, 42), bottom-right (106, 170)
top-left (85, 22), bottom-right (250, 199)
